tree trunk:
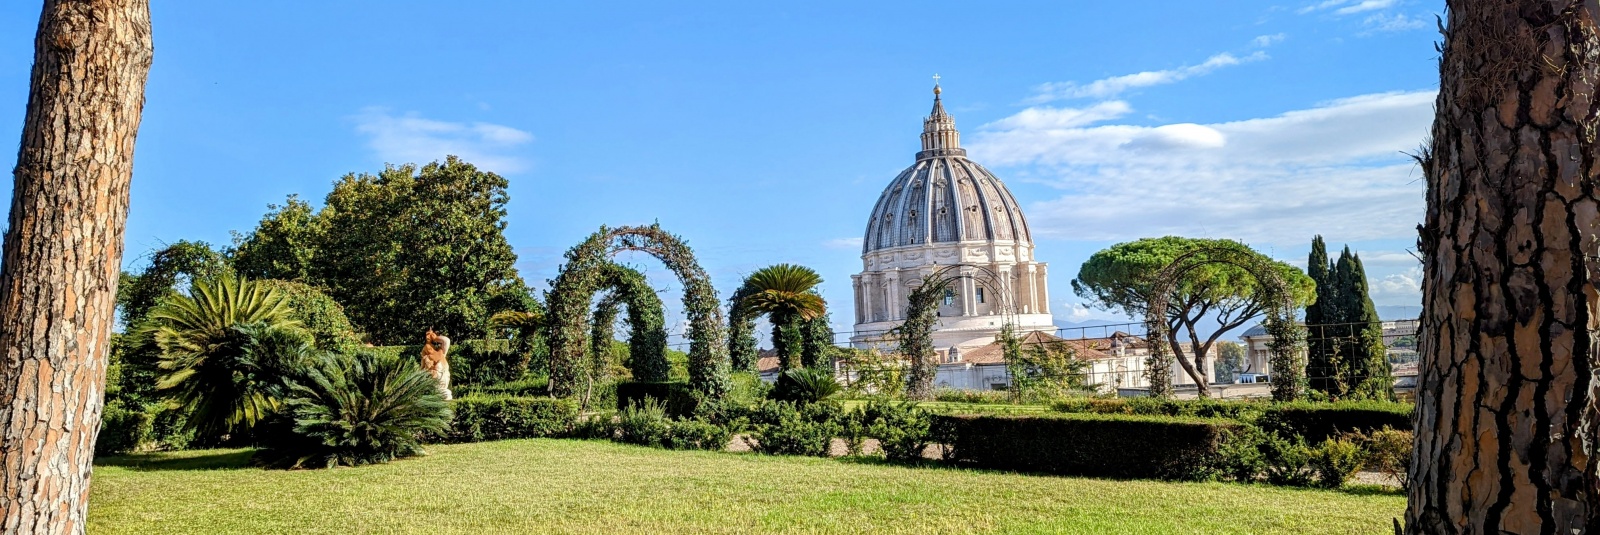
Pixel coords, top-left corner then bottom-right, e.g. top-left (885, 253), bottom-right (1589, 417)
top-left (1407, 2), bottom-right (1600, 532)
top-left (0, 1), bottom-right (151, 533)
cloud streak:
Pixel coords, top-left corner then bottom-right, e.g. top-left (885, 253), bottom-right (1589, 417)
top-left (1025, 52), bottom-right (1267, 104)
top-left (353, 108), bottom-right (534, 173)
top-left (967, 90), bottom-right (1436, 246)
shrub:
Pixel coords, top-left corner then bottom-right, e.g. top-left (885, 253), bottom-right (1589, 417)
top-left (451, 339), bottom-right (525, 387)
top-left (1214, 425), bottom-right (1270, 483)
top-left (571, 412), bottom-right (617, 441)
top-left (1311, 437), bottom-right (1365, 489)
top-left (96, 401), bottom-right (155, 456)
top-left (1050, 397), bottom-right (1265, 421)
top-left (441, 395), bottom-right (579, 443)
top-left (617, 398), bottom-right (674, 448)
top-left (769, 368), bottom-right (842, 405)
top-left (839, 409), bottom-right (867, 456)
top-left (933, 389), bottom-right (1016, 405)
top-left (255, 351), bottom-right (452, 468)
top-left (616, 381), bottom-right (698, 418)
top-left (1260, 432), bottom-right (1317, 487)
top-left (666, 418), bottom-right (732, 451)
top-left (750, 401), bottom-right (839, 457)
top-left (1257, 401), bottom-right (1413, 443)
top-left (863, 400), bottom-right (932, 462)
top-left (937, 413), bottom-right (1236, 481)
top-left (455, 376), bottom-right (549, 398)
top-left (1352, 426), bottom-right (1412, 490)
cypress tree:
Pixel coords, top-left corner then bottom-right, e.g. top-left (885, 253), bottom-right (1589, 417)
top-left (1305, 236), bottom-right (1337, 393)
top-left (1344, 252), bottom-right (1393, 400)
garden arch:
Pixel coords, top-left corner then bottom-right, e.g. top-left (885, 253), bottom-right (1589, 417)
top-left (1143, 246), bottom-right (1304, 401)
top-left (726, 277), bottom-right (831, 372)
top-left (587, 262), bottom-right (670, 383)
top-left (546, 224), bottom-right (728, 400)
top-left (896, 264), bottom-right (1018, 399)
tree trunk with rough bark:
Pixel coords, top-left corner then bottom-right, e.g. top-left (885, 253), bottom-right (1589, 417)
top-left (1407, 2), bottom-right (1600, 532)
top-left (0, 1), bottom-right (151, 533)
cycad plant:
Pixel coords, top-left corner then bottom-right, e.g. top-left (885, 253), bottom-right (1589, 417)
top-left (145, 277), bottom-right (308, 439)
top-left (737, 264), bottom-right (826, 369)
top-left (769, 367), bottom-right (842, 405)
top-left (256, 350), bottom-right (451, 469)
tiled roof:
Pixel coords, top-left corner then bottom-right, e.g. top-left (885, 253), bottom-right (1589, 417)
top-left (956, 331), bottom-right (1115, 364)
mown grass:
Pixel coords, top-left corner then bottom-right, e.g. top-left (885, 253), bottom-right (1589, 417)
top-left (90, 439), bottom-right (1403, 534)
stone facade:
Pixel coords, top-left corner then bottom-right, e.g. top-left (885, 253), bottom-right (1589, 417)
top-left (851, 85), bottom-right (1055, 352)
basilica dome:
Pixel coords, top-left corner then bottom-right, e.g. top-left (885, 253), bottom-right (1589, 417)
top-left (862, 87), bottom-right (1033, 254)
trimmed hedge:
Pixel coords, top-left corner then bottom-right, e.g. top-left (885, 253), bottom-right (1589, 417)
top-left (616, 381), bottom-right (698, 418)
top-left (96, 401), bottom-right (154, 456)
top-left (372, 339), bottom-right (524, 387)
top-left (436, 396), bottom-right (578, 443)
top-left (1257, 401), bottom-right (1413, 443)
top-left (1050, 397), bottom-right (1266, 421)
top-left (937, 413), bottom-right (1238, 481)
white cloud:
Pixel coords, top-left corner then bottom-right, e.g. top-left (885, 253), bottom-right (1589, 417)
top-left (1253, 33), bottom-right (1287, 47)
top-left (823, 237), bottom-right (864, 250)
top-left (1374, 266), bottom-right (1423, 297)
top-left (353, 108), bottom-right (534, 173)
top-left (1362, 13), bottom-right (1426, 33)
top-left (1300, 0), bottom-right (1397, 15)
top-left (1026, 52), bottom-right (1267, 104)
top-left (968, 90), bottom-right (1436, 245)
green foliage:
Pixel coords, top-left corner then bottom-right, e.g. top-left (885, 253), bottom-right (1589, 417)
top-left (97, 401), bottom-right (155, 456)
top-left (733, 264), bottom-right (827, 370)
top-left (749, 400), bottom-right (841, 457)
top-left (769, 368), bottom-right (842, 405)
top-left (1256, 401), bottom-right (1412, 443)
top-left (1071, 237), bottom-right (1314, 393)
top-left (545, 225), bottom-right (728, 401)
top-left (725, 283), bottom-right (761, 372)
top-left (665, 418), bottom-right (733, 451)
top-left (438, 396), bottom-right (580, 443)
top-left (1049, 396), bottom-right (1268, 421)
top-left (1259, 432), bottom-right (1317, 487)
top-left (596, 262), bottom-right (669, 382)
top-left (1217, 424), bottom-right (1367, 488)
top-left (1351, 427), bottom-right (1412, 490)
top-left (118, 240), bottom-right (236, 327)
top-left (1214, 425), bottom-right (1270, 482)
top-left (897, 275), bottom-right (947, 400)
top-left (835, 348), bottom-right (903, 397)
top-left (145, 278), bottom-right (313, 439)
top-left (616, 398), bottom-right (674, 448)
top-left (998, 324), bottom-right (1091, 401)
top-left (615, 381), bottom-right (700, 418)
top-left (454, 377), bottom-right (548, 398)
top-left (1310, 437), bottom-right (1365, 489)
top-left (1305, 237), bottom-right (1394, 401)
top-left (1214, 341), bottom-right (1245, 383)
top-left (255, 279), bottom-right (361, 352)
top-left (234, 157), bottom-right (524, 345)
top-left (255, 351), bottom-right (452, 469)
top-left (862, 400), bottom-right (932, 462)
top-left (800, 312), bottom-right (836, 369)
top-left (937, 412), bottom-right (1237, 481)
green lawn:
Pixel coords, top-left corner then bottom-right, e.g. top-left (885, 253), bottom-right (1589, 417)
top-left (90, 439), bottom-right (1403, 534)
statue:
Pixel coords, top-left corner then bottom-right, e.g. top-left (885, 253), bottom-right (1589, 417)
top-left (421, 329), bottom-right (453, 400)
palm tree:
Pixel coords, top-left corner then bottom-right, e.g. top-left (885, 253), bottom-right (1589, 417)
top-left (736, 264), bottom-right (826, 370)
top-left (144, 277), bottom-right (309, 440)
top-left (255, 350), bottom-right (451, 469)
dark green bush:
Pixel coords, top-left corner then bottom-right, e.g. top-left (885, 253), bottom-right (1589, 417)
top-left (617, 398), bottom-right (674, 448)
top-left (937, 413), bottom-right (1236, 481)
top-left (1311, 437), bottom-right (1365, 488)
top-left (750, 401), bottom-right (839, 457)
top-left (1352, 426), bottom-right (1413, 490)
top-left (863, 400), bottom-right (932, 462)
top-left (1260, 432), bottom-right (1317, 486)
top-left (369, 339), bottom-right (527, 388)
top-left (616, 381), bottom-right (699, 418)
top-left (933, 389), bottom-right (1017, 404)
top-left (254, 350), bottom-right (452, 469)
top-left (96, 401), bottom-right (154, 456)
top-left (440, 395), bottom-right (578, 443)
top-left (1257, 401), bottom-right (1412, 443)
top-left (571, 412), bottom-right (617, 440)
top-left (455, 376), bottom-right (549, 398)
top-left (769, 368), bottom-right (841, 405)
top-left (1215, 425), bottom-right (1270, 483)
top-left (1050, 397), bottom-right (1266, 421)
top-left (666, 418), bottom-right (732, 451)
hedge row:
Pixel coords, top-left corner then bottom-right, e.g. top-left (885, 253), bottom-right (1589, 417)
top-left (936, 413), bottom-right (1238, 481)
top-left (616, 381), bottom-right (698, 418)
top-left (433, 395), bottom-right (579, 443)
top-left (372, 339), bottom-right (523, 387)
top-left (1050, 397), bottom-right (1265, 420)
top-left (1257, 401), bottom-right (1413, 443)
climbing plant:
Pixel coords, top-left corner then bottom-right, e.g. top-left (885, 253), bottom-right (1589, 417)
top-left (1144, 245), bottom-right (1306, 401)
top-left (729, 264), bottom-right (826, 371)
top-left (726, 284), bottom-right (760, 372)
top-left (893, 265), bottom-right (1018, 400)
top-left (545, 225), bottom-right (727, 400)
top-left (594, 262), bottom-right (668, 382)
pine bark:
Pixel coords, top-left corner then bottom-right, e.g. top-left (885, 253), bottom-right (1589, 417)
top-left (0, 1), bottom-right (151, 533)
top-left (1407, 2), bottom-right (1600, 532)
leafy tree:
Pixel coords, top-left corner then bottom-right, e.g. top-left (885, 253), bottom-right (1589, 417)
top-left (734, 264), bottom-right (827, 370)
top-left (256, 279), bottom-right (362, 353)
top-left (231, 156), bottom-right (524, 345)
top-left (1214, 341), bottom-right (1246, 383)
top-left (998, 324), bottom-right (1090, 401)
top-left (1071, 237), bottom-right (1314, 397)
top-left (229, 195), bottom-right (318, 282)
top-left (144, 278), bottom-right (311, 440)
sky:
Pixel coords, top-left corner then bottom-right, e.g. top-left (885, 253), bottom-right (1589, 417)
top-left (0, 1), bottom-right (1441, 342)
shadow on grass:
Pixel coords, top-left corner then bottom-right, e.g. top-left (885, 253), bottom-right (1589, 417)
top-left (95, 449), bottom-right (254, 472)
top-left (1337, 483), bottom-right (1405, 497)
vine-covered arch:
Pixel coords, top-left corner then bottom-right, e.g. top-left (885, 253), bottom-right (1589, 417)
top-left (896, 264), bottom-right (1018, 399)
top-left (1143, 246), bottom-right (1305, 401)
top-left (588, 262), bottom-right (669, 382)
top-left (546, 224), bottom-right (728, 400)
top-left (726, 276), bottom-right (831, 372)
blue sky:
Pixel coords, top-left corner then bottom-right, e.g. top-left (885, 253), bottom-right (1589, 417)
top-left (0, 1), bottom-right (1440, 340)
